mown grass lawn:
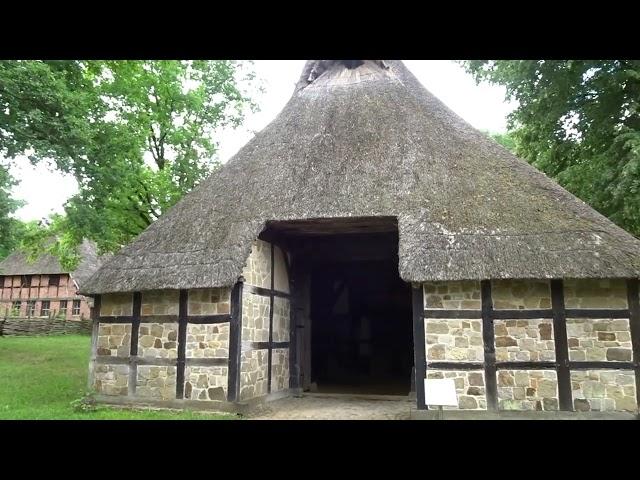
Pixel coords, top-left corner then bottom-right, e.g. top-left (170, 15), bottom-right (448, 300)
top-left (0, 335), bottom-right (236, 420)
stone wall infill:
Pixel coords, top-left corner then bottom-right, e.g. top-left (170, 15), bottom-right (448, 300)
top-left (497, 370), bottom-right (559, 411)
top-left (94, 364), bottom-right (129, 396)
top-left (425, 319), bottom-right (483, 362)
top-left (138, 323), bottom-right (178, 359)
top-left (426, 370), bottom-right (487, 410)
top-left (494, 319), bottom-right (555, 361)
top-left (184, 366), bottom-right (229, 401)
top-left (566, 319), bottom-right (632, 362)
top-left (97, 323), bottom-right (132, 357)
top-left (136, 366), bottom-right (177, 400)
top-left (571, 370), bottom-right (637, 412)
top-left (424, 281), bottom-right (481, 310)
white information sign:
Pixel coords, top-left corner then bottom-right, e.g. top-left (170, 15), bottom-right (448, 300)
top-left (424, 378), bottom-right (458, 406)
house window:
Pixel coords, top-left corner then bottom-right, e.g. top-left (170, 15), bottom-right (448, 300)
top-left (48, 275), bottom-right (60, 287)
top-left (59, 300), bottom-right (68, 317)
top-left (72, 300), bottom-right (81, 316)
top-left (21, 275), bottom-right (32, 288)
top-left (27, 300), bottom-right (36, 316)
top-left (40, 300), bottom-right (51, 317)
top-left (11, 301), bottom-right (22, 316)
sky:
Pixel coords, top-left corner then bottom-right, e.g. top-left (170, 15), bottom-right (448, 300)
top-left (8, 60), bottom-right (516, 221)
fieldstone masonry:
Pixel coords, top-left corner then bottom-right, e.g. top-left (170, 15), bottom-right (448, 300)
top-left (571, 370), bottom-right (637, 412)
top-left (242, 292), bottom-right (270, 342)
top-left (241, 240), bottom-right (271, 288)
top-left (240, 349), bottom-right (269, 401)
top-left (426, 370), bottom-right (487, 410)
top-left (425, 319), bottom-right (483, 361)
top-left (136, 366), bottom-right (177, 400)
top-left (186, 323), bottom-right (229, 358)
top-left (497, 370), bottom-right (559, 411)
top-left (188, 288), bottom-right (231, 315)
top-left (424, 281), bottom-right (481, 310)
top-left (272, 297), bottom-right (290, 342)
top-left (566, 319), bottom-right (632, 361)
top-left (141, 290), bottom-right (178, 316)
top-left (491, 279), bottom-right (551, 309)
top-left (421, 278), bottom-right (638, 413)
top-left (184, 366), bottom-right (228, 401)
top-left (138, 323), bottom-right (178, 359)
top-left (271, 348), bottom-right (290, 392)
top-left (100, 293), bottom-right (132, 316)
top-left (494, 319), bottom-right (555, 361)
top-left (96, 323), bottom-right (131, 357)
top-left (564, 279), bottom-right (628, 309)
top-left (94, 364), bottom-right (129, 396)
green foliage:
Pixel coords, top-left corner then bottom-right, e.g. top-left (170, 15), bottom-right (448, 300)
top-left (482, 130), bottom-right (518, 153)
top-left (0, 335), bottom-right (236, 419)
top-left (0, 164), bottom-right (25, 259)
top-left (0, 60), bottom-right (259, 266)
top-left (462, 60), bottom-right (640, 237)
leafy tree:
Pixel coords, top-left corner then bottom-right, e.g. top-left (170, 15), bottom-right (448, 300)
top-left (0, 60), bottom-right (259, 267)
top-left (483, 130), bottom-right (517, 153)
top-left (0, 163), bottom-right (26, 259)
top-left (463, 60), bottom-right (640, 237)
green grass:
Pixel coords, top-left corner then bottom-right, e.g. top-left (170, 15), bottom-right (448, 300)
top-left (0, 335), bottom-right (236, 420)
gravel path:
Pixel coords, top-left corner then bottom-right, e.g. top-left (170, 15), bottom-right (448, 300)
top-left (245, 395), bottom-right (414, 420)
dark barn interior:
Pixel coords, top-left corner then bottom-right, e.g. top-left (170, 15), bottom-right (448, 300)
top-left (262, 217), bottom-right (413, 396)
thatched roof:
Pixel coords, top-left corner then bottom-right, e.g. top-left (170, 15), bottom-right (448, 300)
top-left (0, 240), bottom-right (103, 288)
top-left (81, 60), bottom-right (640, 294)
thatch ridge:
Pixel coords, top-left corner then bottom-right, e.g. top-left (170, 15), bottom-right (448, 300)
top-left (80, 60), bottom-right (640, 294)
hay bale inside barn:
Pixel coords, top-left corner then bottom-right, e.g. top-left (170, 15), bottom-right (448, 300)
top-left (81, 60), bottom-right (640, 415)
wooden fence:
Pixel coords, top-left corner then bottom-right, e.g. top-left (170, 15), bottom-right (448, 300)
top-left (0, 317), bottom-right (92, 336)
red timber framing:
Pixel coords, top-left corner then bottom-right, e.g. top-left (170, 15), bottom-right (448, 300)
top-left (412, 278), bottom-right (640, 411)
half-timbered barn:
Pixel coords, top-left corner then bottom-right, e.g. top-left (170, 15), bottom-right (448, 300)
top-left (81, 60), bottom-right (640, 416)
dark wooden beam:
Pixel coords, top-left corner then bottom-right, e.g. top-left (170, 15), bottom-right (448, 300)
top-left (88, 295), bottom-right (101, 389)
top-left (185, 358), bottom-right (228, 367)
top-left (227, 281), bottom-right (243, 402)
top-left (427, 362), bottom-right (484, 370)
top-left (425, 310), bottom-right (482, 319)
top-left (128, 292), bottom-right (142, 396)
top-left (412, 284), bottom-right (427, 410)
top-left (137, 315), bottom-right (179, 324)
top-left (98, 316), bottom-right (134, 323)
top-left (569, 361), bottom-right (636, 370)
top-left (481, 280), bottom-right (498, 411)
top-left (244, 284), bottom-right (290, 299)
top-left (496, 361), bottom-right (557, 370)
top-left (551, 279), bottom-right (572, 411)
top-left (187, 314), bottom-right (231, 324)
top-left (491, 309), bottom-right (554, 319)
top-left (175, 289), bottom-right (188, 399)
top-left (626, 278), bottom-right (640, 410)
top-left (267, 243), bottom-right (275, 394)
top-left (565, 309), bottom-right (630, 319)
top-left (245, 341), bottom-right (289, 350)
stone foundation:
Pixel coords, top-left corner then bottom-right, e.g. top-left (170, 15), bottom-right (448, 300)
top-left (94, 364), bottom-right (129, 396)
top-left (494, 319), bottom-right (555, 361)
top-left (497, 370), bottom-right (559, 411)
top-left (184, 366), bottom-right (228, 401)
top-left (136, 366), bottom-right (177, 400)
top-left (425, 319), bottom-right (483, 361)
top-left (571, 370), bottom-right (637, 412)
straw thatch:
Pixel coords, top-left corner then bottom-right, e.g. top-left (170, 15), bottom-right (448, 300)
top-left (81, 60), bottom-right (640, 294)
top-left (0, 239), bottom-right (103, 288)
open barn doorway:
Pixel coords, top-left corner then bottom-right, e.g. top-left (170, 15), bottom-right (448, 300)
top-left (261, 217), bottom-right (413, 396)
